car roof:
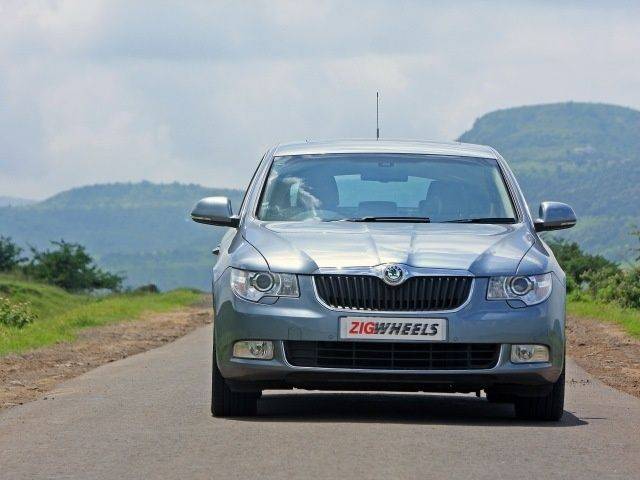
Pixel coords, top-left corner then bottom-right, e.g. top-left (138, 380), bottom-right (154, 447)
top-left (272, 139), bottom-right (498, 159)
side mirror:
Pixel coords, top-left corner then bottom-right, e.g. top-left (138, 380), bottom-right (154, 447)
top-left (190, 197), bottom-right (239, 228)
top-left (534, 201), bottom-right (576, 232)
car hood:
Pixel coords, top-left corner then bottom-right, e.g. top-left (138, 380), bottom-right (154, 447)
top-left (242, 221), bottom-right (535, 276)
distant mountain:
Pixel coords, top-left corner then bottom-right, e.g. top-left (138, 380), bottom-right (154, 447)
top-left (0, 182), bottom-right (244, 290)
top-left (458, 102), bottom-right (640, 261)
top-left (2, 102), bottom-right (637, 290)
top-left (0, 196), bottom-right (37, 207)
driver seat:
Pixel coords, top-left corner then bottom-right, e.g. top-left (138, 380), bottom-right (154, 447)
top-left (297, 175), bottom-right (339, 211)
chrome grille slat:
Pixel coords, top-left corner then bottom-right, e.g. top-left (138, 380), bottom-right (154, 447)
top-left (313, 275), bottom-right (472, 312)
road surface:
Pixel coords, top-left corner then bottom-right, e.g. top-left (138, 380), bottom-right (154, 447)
top-left (1, 325), bottom-right (639, 480)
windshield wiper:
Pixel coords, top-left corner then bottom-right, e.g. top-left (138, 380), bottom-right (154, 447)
top-left (442, 217), bottom-right (516, 224)
top-left (342, 216), bottom-right (431, 223)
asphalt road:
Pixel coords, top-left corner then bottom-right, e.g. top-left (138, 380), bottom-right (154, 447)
top-left (1, 325), bottom-right (639, 480)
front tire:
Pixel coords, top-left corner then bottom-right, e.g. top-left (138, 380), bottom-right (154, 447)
top-left (211, 344), bottom-right (259, 417)
top-left (514, 366), bottom-right (565, 421)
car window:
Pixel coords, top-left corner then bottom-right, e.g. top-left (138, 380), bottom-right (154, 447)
top-left (335, 175), bottom-right (431, 208)
top-left (256, 153), bottom-right (517, 222)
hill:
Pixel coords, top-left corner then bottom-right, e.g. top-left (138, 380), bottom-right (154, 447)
top-left (459, 102), bottom-right (640, 261)
top-left (0, 196), bottom-right (36, 207)
top-left (2, 102), bottom-right (638, 290)
top-left (0, 182), bottom-right (244, 290)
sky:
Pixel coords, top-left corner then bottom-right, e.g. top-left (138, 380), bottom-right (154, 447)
top-left (1, 0), bottom-right (640, 199)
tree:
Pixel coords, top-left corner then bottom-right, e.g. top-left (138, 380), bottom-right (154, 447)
top-left (632, 227), bottom-right (640, 263)
top-left (546, 238), bottom-right (619, 285)
top-left (25, 240), bottom-right (124, 292)
top-left (0, 236), bottom-right (26, 272)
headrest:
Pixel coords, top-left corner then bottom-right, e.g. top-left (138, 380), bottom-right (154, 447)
top-left (421, 181), bottom-right (467, 219)
top-left (298, 175), bottom-right (339, 209)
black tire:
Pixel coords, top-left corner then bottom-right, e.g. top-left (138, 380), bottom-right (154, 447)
top-left (514, 366), bottom-right (565, 421)
top-left (211, 344), bottom-right (259, 417)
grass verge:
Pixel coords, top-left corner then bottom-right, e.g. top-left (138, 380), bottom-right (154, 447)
top-left (568, 296), bottom-right (640, 338)
top-left (0, 275), bottom-right (202, 356)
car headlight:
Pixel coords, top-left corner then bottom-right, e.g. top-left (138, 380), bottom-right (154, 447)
top-left (230, 268), bottom-right (299, 302)
top-left (487, 273), bottom-right (552, 306)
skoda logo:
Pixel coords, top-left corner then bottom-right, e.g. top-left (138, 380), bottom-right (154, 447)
top-left (382, 264), bottom-right (405, 286)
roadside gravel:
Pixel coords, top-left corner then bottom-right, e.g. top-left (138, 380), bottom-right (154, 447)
top-left (567, 314), bottom-right (640, 398)
top-left (0, 305), bottom-right (211, 409)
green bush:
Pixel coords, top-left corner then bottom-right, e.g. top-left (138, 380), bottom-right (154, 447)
top-left (549, 237), bottom-right (640, 308)
top-left (0, 297), bottom-right (37, 328)
top-left (547, 238), bottom-right (619, 288)
top-left (0, 236), bottom-right (26, 272)
top-left (24, 240), bottom-right (124, 292)
top-left (133, 283), bottom-right (159, 294)
top-left (585, 267), bottom-right (640, 309)
top-left (565, 275), bottom-right (580, 295)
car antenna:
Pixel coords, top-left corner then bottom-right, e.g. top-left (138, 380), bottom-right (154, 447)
top-left (376, 91), bottom-right (380, 140)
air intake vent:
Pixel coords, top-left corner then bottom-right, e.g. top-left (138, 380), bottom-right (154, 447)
top-left (314, 275), bottom-right (472, 311)
top-left (284, 341), bottom-right (500, 370)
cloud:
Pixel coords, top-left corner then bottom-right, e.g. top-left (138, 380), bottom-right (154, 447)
top-left (1, 0), bottom-right (640, 198)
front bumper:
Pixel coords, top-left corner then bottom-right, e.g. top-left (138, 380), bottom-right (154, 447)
top-left (213, 271), bottom-right (565, 395)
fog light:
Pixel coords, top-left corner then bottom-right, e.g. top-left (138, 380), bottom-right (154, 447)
top-left (233, 340), bottom-right (274, 360)
top-left (511, 344), bottom-right (549, 363)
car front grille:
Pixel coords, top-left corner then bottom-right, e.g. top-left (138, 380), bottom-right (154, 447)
top-left (284, 341), bottom-right (501, 370)
top-left (313, 275), bottom-right (472, 311)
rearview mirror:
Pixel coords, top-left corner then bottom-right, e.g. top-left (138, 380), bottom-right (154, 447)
top-left (361, 171), bottom-right (408, 182)
top-left (534, 201), bottom-right (576, 232)
top-left (191, 197), bottom-right (239, 228)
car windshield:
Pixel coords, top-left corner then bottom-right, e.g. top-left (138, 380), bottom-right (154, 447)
top-left (256, 153), bottom-right (517, 223)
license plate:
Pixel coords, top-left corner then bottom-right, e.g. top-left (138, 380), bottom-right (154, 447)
top-left (339, 317), bottom-right (447, 342)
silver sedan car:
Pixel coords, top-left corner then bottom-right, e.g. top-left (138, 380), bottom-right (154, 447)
top-left (191, 139), bottom-right (576, 420)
